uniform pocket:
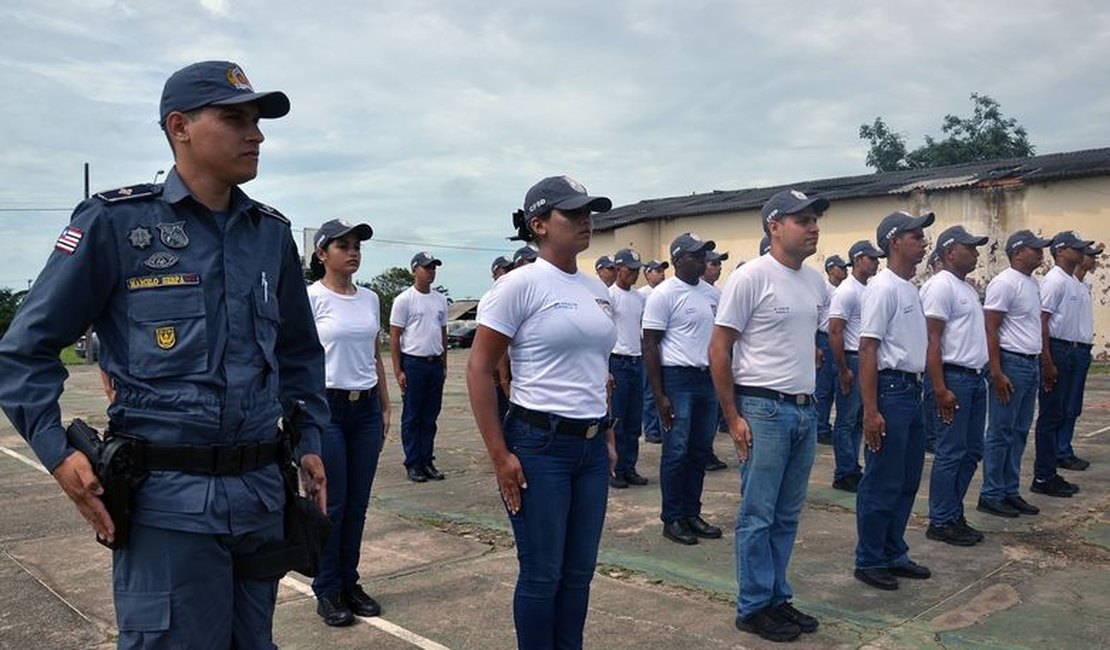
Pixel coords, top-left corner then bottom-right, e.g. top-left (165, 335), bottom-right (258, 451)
top-left (739, 396), bottom-right (780, 420)
top-left (505, 420), bottom-right (555, 454)
top-left (253, 285), bottom-right (281, 372)
top-left (127, 288), bottom-right (208, 379)
top-left (114, 590), bottom-right (171, 632)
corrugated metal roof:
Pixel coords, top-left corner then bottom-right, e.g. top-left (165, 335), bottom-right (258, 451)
top-left (595, 147), bottom-right (1110, 232)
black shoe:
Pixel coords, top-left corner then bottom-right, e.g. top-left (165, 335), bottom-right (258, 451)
top-left (685, 515), bottom-right (723, 539)
top-left (926, 522), bottom-right (978, 547)
top-left (854, 568), bottom-right (898, 590)
top-left (623, 470), bottom-right (649, 486)
top-left (956, 516), bottom-right (984, 543)
top-left (1005, 495), bottom-right (1040, 515)
top-left (316, 593), bottom-right (355, 627)
top-left (832, 475), bottom-right (859, 493)
top-left (1031, 475), bottom-right (1077, 498)
top-left (889, 560), bottom-right (931, 580)
top-left (609, 474), bottom-right (629, 489)
top-left (422, 462), bottom-right (445, 481)
top-left (706, 454), bottom-right (728, 471)
top-left (1057, 456), bottom-right (1090, 471)
top-left (735, 605), bottom-right (801, 642)
top-left (342, 584), bottom-right (382, 617)
top-left (924, 440), bottom-right (936, 455)
top-left (406, 466), bottom-right (428, 483)
top-left (977, 497), bottom-right (1020, 517)
top-left (662, 519), bottom-right (698, 545)
top-left (776, 602), bottom-right (818, 633)
top-left (644, 435), bottom-right (662, 444)
top-left (817, 434), bottom-right (833, 446)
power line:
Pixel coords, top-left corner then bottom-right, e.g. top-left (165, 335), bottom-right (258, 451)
top-left (367, 237), bottom-right (509, 253)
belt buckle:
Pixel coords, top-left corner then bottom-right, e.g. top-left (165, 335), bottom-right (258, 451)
top-left (348, 390), bottom-right (360, 402)
top-left (794, 394), bottom-right (806, 406)
top-left (913, 372), bottom-right (923, 383)
top-left (584, 423), bottom-right (599, 439)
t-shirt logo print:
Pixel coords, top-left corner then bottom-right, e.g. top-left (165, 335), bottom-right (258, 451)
top-left (595, 298), bottom-right (614, 320)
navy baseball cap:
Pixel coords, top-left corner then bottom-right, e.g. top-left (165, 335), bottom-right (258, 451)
top-left (762, 189), bottom-right (830, 224)
top-left (513, 245), bottom-right (538, 264)
top-left (824, 255), bottom-right (850, 270)
top-left (314, 219), bottom-right (373, 250)
top-left (707, 250), bottom-right (730, 263)
top-left (1004, 230), bottom-right (1052, 256)
top-left (160, 61), bottom-right (290, 125)
top-left (1051, 230), bottom-right (1094, 251)
top-left (935, 225), bottom-right (988, 252)
top-left (759, 234), bottom-right (771, 256)
top-left (523, 176), bottom-right (612, 219)
top-left (411, 251), bottom-right (443, 269)
top-left (877, 210), bottom-right (936, 252)
top-left (848, 240), bottom-right (885, 260)
top-left (1083, 242), bottom-right (1105, 256)
top-left (490, 255), bottom-right (513, 273)
top-left (595, 255), bottom-right (616, 270)
top-left (613, 249), bottom-right (643, 268)
top-left (669, 232), bottom-right (715, 260)
top-left (644, 259), bottom-right (669, 271)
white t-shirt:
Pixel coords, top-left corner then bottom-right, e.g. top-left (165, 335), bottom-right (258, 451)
top-left (609, 284), bottom-right (646, 356)
top-left (983, 267), bottom-right (1042, 355)
top-left (307, 282), bottom-right (381, 390)
top-left (642, 277), bottom-right (717, 368)
top-left (828, 274), bottom-right (866, 353)
top-left (715, 254), bottom-right (825, 394)
top-left (1040, 265), bottom-right (1084, 343)
top-left (637, 285), bottom-right (654, 298)
top-left (920, 270), bottom-right (989, 369)
top-left (817, 279), bottom-right (836, 333)
top-left (477, 258), bottom-right (617, 418)
top-left (860, 268), bottom-right (927, 373)
top-left (390, 286), bottom-right (448, 355)
top-left (1078, 281), bottom-right (1094, 344)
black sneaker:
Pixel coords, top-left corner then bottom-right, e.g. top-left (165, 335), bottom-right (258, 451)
top-left (977, 497), bottom-right (1020, 517)
top-left (889, 560), bottom-right (931, 580)
top-left (662, 519), bottom-right (698, 545)
top-left (706, 454), bottom-right (728, 471)
top-left (832, 475), bottom-right (859, 493)
top-left (316, 593), bottom-right (355, 627)
top-left (609, 474), bottom-right (629, 489)
top-left (422, 462), bottom-right (445, 481)
top-left (1005, 495), bottom-right (1040, 515)
top-left (1057, 456), bottom-right (1090, 471)
top-left (1031, 475), bottom-right (1078, 498)
top-left (956, 516), bottom-right (984, 543)
top-left (926, 522), bottom-right (978, 546)
top-left (623, 470), bottom-right (649, 486)
top-left (406, 466), bottom-right (428, 483)
top-left (776, 601), bottom-right (818, 633)
top-left (341, 584), bottom-right (382, 617)
top-left (736, 605), bottom-right (801, 642)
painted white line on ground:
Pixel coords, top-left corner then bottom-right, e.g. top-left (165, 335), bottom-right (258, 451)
top-left (279, 574), bottom-right (451, 650)
top-left (1, 445), bottom-right (48, 474)
top-left (1079, 424), bottom-right (1110, 438)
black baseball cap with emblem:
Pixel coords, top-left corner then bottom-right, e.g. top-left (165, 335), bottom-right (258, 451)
top-left (513, 246), bottom-right (538, 264)
top-left (849, 240), bottom-right (885, 260)
top-left (644, 259), bottom-right (669, 271)
top-left (876, 210), bottom-right (936, 253)
top-left (762, 189), bottom-right (830, 225)
top-left (824, 255), bottom-right (850, 270)
top-left (411, 252), bottom-right (443, 269)
top-left (523, 176), bottom-right (612, 219)
top-left (160, 61), bottom-right (290, 125)
top-left (613, 249), bottom-right (643, 268)
top-left (490, 255), bottom-right (513, 273)
top-left (670, 233), bottom-right (716, 260)
top-left (314, 219), bottom-right (373, 250)
top-left (1050, 230), bottom-right (1094, 252)
top-left (935, 225), bottom-right (988, 252)
top-left (1004, 229), bottom-right (1052, 256)
top-left (595, 255), bottom-right (616, 270)
top-left (1083, 242), bottom-right (1105, 257)
top-left (707, 250), bottom-right (730, 263)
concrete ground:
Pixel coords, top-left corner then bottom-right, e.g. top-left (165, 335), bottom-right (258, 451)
top-left (0, 353), bottom-right (1107, 649)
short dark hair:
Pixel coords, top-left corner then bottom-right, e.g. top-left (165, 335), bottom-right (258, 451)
top-left (162, 108), bottom-right (205, 156)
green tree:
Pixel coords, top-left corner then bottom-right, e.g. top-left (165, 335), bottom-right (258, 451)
top-left (0, 288), bottom-right (27, 338)
top-left (860, 93), bottom-right (1035, 172)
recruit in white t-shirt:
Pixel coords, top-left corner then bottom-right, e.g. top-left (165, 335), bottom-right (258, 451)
top-left (983, 267), bottom-right (1042, 355)
top-left (609, 284), bottom-right (646, 356)
top-left (828, 274), bottom-right (866, 353)
top-left (308, 282), bottom-right (382, 390)
top-left (715, 254), bottom-right (825, 394)
top-left (642, 276), bottom-right (717, 368)
top-left (477, 258), bottom-right (617, 419)
top-left (1078, 281), bottom-right (1094, 344)
top-left (1040, 265), bottom-right (1084, 343)
top-left (920, 270), bottom-right (989, 369)
top-left (860, 268), bottom-right (927, 373)
top-left (390, 286), bottom-right (448, 356)
top-left (817, 279), bottom-right (835, 333)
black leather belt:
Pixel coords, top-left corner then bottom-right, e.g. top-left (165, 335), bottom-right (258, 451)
top-left (1001, 349), bottom-right (1039, 360)
top-left (327, 387), bottom-right (379, 402)
top-left (1050, 337), bottom-right (1093, 351)
top-left (735, 385), bottom-right (813, 406)
top-left (138, 439), bottom-right (282, 475)
top-left (845, 350), bottom-right (859, 356)
top-left (403, 353), bottom-right (444, 362)
top-left (610, 353), bottom-right (640, 361)
top-left (507, 404), bottom-right (609, 439)
top-left (943, 363), bottom-right (985, 376)
top-left (879, 369), bottom-right (923, 383)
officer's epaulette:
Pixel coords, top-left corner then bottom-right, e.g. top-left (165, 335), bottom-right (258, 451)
top-left (95, 184), bottom-right (163, 203)
top-left (252, 200), bottom-right (291, 225)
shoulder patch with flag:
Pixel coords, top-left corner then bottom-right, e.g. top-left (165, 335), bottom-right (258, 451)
top-left (55, 227), bottom-right (84, 255)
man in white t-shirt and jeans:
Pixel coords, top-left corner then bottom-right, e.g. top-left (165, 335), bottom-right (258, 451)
top-left (920, 226), bottom-right (991, 547)
top-left (390, 252), bottom-right (449, 483)
top-left (816, 255), bottom-right (849, 446)
top-left (609, 248), bottom-right (649, 489)
top-left (644, 233), bottom-right (724, 547)
top-left (639, 260), bottom-right (669, 445)
top-left (854, 210), bottom-right (934, 592)
top-left (702, 249), bottom-right (731, 471)
top-left (709, 189), bottom-right (828, 642)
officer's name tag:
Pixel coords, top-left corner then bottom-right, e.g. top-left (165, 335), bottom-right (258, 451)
top-left (127, 273), bottom-right (201, 291)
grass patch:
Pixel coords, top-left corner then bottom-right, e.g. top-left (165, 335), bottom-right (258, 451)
top-left (60, 345), bottom-right (83, 366)
top-left (1090, 363), bottom-right (1110, 375)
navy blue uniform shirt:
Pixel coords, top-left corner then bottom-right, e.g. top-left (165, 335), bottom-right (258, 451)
top-left (0, 167), bottom-right (328, 534)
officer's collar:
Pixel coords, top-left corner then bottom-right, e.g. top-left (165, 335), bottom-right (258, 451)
top-left (163, 166), bottom-right (256, 220)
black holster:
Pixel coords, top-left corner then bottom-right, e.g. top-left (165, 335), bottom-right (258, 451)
top-left (65, 420), bottom-right (147, 549)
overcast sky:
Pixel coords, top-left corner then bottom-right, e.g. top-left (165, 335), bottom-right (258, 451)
top-left (2, 0), bottom-right (1108, 298)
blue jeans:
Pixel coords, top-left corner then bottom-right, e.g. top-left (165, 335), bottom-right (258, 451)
top-left (1034, 340), bottom-right (1083, 481)
top-left (734, 394), bottom-right (816, 618)
top-left (831, 353), bottom-right (862, 481)
top-left (927, 370), bottom-right (986, 526)
top-left (643, 371), bottom-right (662, 442)
top-left (981, 352), bottom-right (1039, 500)
top-left (815, 331), bottom-right (835, 441)
top-left (659, 366), bottom-right (717, 523)
top-left (855, 372), bottom-right (925, 570)
top-left (923, 376), bottom-right (939, 451)
top-left (1058, 345), bottom-right (1092, 460)
top-left (313, 389), bottom-right (384, 598)
top-left (400, 354), bottom-right (445, 469)
top-left (609, 355), bottom-right (644, 476)
top-left (503, 412), bottom-right (610, 650)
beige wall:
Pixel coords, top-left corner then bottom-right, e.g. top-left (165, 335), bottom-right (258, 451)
top-left (586, 177), bottom-right (1110, 359)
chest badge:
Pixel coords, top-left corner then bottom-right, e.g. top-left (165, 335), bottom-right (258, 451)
top-left (157, 221), bottom-right (189, 249)
top-left (144, 251), bottom-right (179, 270)
top-left (155, 326), bottom-right (176, 350)
top-left (127, 226), bottom-right (153, 250)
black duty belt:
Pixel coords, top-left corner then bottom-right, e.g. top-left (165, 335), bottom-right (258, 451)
top-left (1049, 337), bottom-right (1093, 351)
top-left (879, 369), bottom-right (924, 383)
top-left (1000, 349), bottom-right (1039, 361)
top-left (403, 353), bottom-right (444, 362)
top-left (507, 404), bottom-right (608, 439)
top-left (845, 350), bottom-right (859, 356)
top-left (610, 353), bottom-right (641, 361)
top-left (327, 387), bottom-right (379, 402)
top-left (943, 363), bottom-right (985, 376)
top-left (735, 385), bottom-right (813, 406)
top-left (138, 439), bottom-right (282, 475)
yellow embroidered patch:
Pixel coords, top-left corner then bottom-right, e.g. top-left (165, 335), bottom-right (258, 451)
top-left (155, 326), bottom-right (176, 350)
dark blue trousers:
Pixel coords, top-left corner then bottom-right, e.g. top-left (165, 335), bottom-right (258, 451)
top-left (815, 331), bottom-right (836, 441)
top-left (400, 354), bottom-right (445, 469)
top-left (1034, 340), bottom-right (1083, 482)
top-left (659, 366), bottom-right (716, 523)
top-left (1057, 345), bottom-right (1092, 460)
top-left (609, 355), bottom-right (644, 476)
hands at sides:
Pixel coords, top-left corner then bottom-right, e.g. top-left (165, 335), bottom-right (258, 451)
top-left (863, 408), bottom-right (885, 452)
top-left (299, 454), bottom-right (328, 514)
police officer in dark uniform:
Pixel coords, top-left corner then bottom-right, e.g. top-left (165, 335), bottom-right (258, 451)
top-left (0, 61), bottom-right (329, 649)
